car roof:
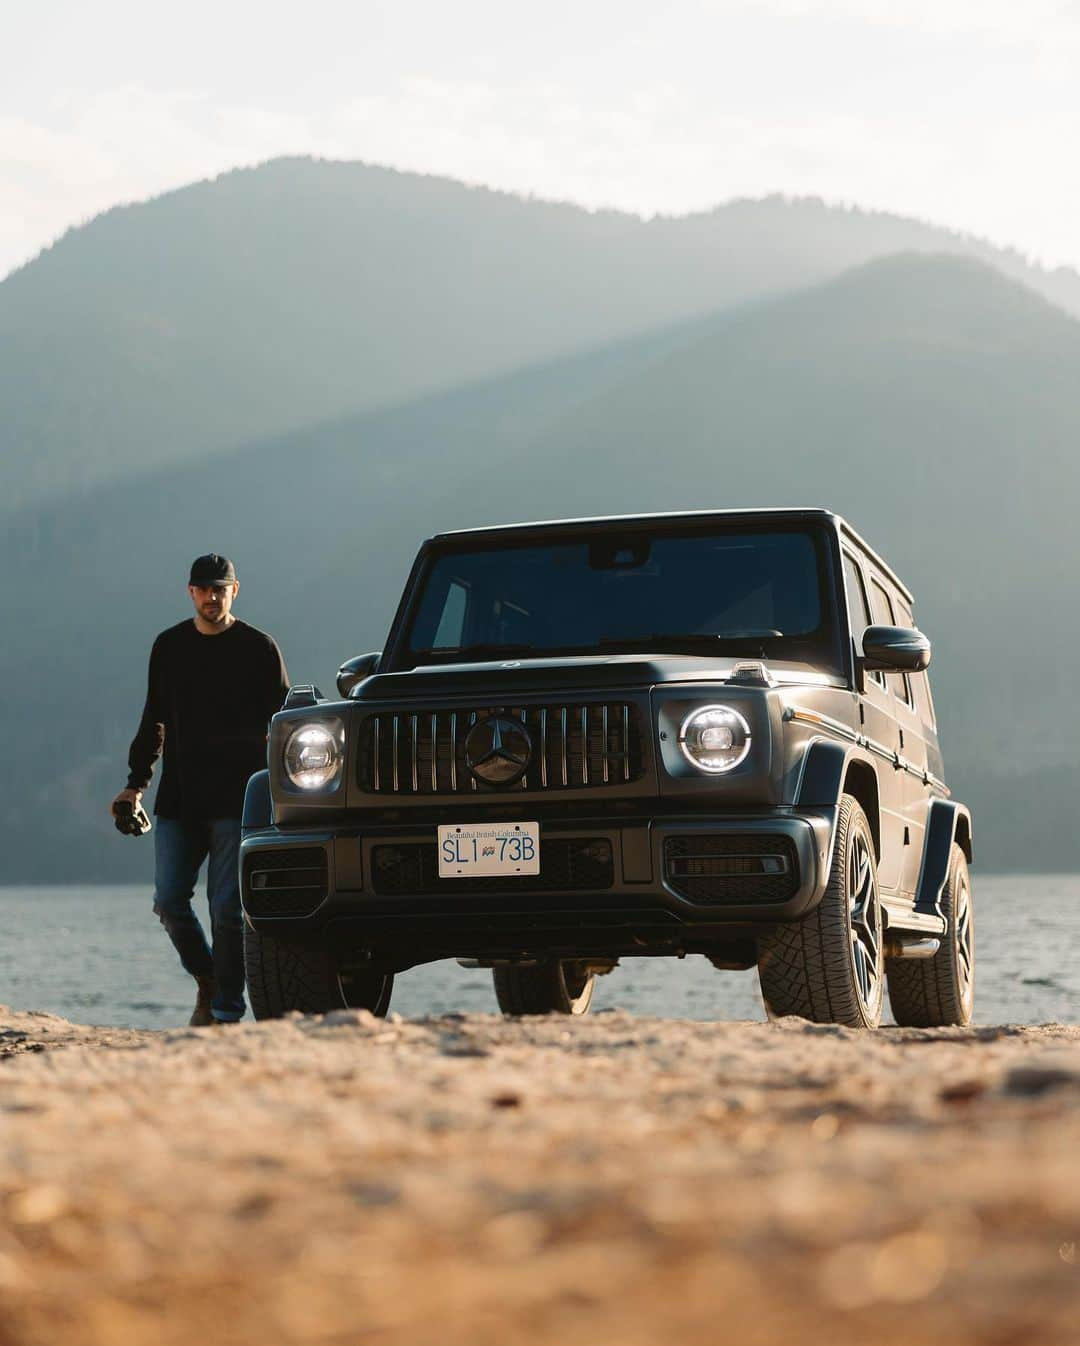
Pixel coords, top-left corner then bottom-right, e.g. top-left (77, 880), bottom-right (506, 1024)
top-left (427, 507), bottom-right (913, 603)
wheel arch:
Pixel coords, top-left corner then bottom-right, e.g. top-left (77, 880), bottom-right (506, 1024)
top-left (915, 799), bottom-right (973, 920)
top-left (796, 738), bottom-right (881, 861)
top-left (241, 769), bottom-right (273, 835)
top-left (841, 758), bottom-right (881, 862)
top-left (953, 805), bottom-right (973, 863)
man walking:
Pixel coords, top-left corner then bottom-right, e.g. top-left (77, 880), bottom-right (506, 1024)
top-left (112, 554), bottom-right (289, 1025)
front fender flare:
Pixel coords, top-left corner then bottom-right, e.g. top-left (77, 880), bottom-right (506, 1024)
top-left (241, 770), bottom-right (273, 836)
top-left (795, 737), bottom-right (881, 883)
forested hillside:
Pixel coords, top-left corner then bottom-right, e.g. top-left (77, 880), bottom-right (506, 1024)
top-left (4, 155), bottom-right (1080, 515)
top-left (4, 251), bottom-right (1078, 877)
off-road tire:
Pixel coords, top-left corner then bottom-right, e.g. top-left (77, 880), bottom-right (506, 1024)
top-left (244, 924), bottom-right (393, 1020)
top-left (757, 794), bottom-right (884, 1028)
top-left (493, 960), bottom-right (596, 1015)
top-left (887, 843), bottom-right (974, 1027)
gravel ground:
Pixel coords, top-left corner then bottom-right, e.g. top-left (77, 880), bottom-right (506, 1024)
top-left (0, 1006), bottom-right (1077, 1346)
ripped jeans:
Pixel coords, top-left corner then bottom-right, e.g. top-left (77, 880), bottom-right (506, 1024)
top-left (153, 817), bottom-right (245, 1022)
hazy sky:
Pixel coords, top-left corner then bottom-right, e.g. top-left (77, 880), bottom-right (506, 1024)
top-left (3, 0), bottom-right (1080, 280)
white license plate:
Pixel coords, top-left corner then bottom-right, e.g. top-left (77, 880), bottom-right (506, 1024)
top-left (437, 821), bottom-right (540, 877)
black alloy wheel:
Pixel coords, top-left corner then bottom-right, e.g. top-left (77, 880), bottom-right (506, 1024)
top-left (887, 843), bottom-right (974, 1027)
top-left (757, 794), bottom-right (885, 1028)
top-left (493, 959), bottom-right (597, 1015)
top-left (245, 924), bottom-right (394, 1020)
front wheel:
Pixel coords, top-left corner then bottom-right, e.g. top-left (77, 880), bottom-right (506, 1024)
top-left (757, 794), bottom-right (884, 1028)
top-left (493, 960), bottom-right (596, 1015)
top-left (887, 843), bottom-right (974, 1026)
top-left (244, 924), bottom-right (394, 1020)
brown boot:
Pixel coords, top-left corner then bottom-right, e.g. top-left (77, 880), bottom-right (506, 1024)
top-left (189, 976), bottom-right (215, 1027)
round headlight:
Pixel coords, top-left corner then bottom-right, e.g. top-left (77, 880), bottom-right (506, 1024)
top-left (679, 705), bottom-right (752, 774)
top-left (284, 724), bottom-right (341, 791)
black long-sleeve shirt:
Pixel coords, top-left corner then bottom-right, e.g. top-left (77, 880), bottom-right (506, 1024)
top-left (127, 619), bottom-right (289, 819)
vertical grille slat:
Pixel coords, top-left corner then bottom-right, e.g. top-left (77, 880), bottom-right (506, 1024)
top-left (450, 712), bottom-right (458, 792)
top-left (469, 711), bottom-right (478, 792)
top-left (360, 701), bottom-right (642, 795)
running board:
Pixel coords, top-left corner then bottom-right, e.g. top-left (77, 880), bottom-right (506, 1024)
top-left (882, 900), bottom-right (947, 937)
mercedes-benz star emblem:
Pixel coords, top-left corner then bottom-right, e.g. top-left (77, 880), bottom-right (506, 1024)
top-left (464, 715), bottom-right (533, 787)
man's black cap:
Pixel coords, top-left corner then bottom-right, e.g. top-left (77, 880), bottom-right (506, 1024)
top-left (189, 553), bottom-right (237, 587)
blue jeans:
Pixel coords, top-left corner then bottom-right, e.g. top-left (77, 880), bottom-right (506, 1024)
top-left (153, 817), bottom-right (245, 1022)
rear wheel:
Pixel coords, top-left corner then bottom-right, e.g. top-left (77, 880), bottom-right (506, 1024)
top-left (244, 924), bottom-right (393, 1020)
top-left (757, 794), bottom-right (884, 1028)
top-left (887, 843), bottom-right (974, 1026)
top-left (493, 960), bottom-right (596, 1015)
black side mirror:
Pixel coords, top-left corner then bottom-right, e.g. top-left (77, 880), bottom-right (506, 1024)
top-left (862, 625), bottom-right (931, 673)
top-left (336, 652), bottom-right (381, 698)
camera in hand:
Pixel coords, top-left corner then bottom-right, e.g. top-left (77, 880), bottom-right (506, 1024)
top-left (114, 799), bottom-right (152, 837)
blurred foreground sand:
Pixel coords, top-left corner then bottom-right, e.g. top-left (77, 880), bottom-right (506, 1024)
top-left (0, 1006), bottom-right (1077, 1346)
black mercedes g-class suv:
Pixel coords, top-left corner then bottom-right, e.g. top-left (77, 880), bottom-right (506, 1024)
top-left (240, 508), bottom-right (974, 1029)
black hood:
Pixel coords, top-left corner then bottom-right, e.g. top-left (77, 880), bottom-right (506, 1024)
top-left (353, 653), bottom-right (836, 700)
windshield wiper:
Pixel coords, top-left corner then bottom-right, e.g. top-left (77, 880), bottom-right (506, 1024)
top-left (412, 643), bottom-right (541, 662)
top-left (414, 633), bottom-right (786, 662)
top-left (598, 630), bottom-right (783, 653)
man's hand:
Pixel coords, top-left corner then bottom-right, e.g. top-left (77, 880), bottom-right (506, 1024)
top-left (111, 788), bottom-right (143, 819)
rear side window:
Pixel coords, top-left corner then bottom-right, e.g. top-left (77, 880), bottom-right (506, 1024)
top-left (869, 578), bottom-right (915, 708)
top-left (896, 596), bottom-right (935, 728)
top-left (843, 554), bottom-right (871, 631)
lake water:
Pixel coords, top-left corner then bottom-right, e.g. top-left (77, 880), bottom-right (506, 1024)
top-left (0, 876), bottom-right (1075, 1029)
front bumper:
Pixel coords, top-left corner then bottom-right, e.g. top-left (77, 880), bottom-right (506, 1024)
top-left (240, 810), bottom-right (835, 967)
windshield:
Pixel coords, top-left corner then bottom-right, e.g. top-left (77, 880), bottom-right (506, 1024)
top-left (401, 524), bottom-right (842, 672)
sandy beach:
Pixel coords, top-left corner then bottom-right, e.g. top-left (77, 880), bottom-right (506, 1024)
top-left (0, 1006), bottom-right (1077, 1346)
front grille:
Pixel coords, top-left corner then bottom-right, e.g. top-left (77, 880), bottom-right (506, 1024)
top-left (663, 835), bottom-right (798, 903)
top-left (357, 703), bottom-right (644, 795)
top-left (370, 837), bottom-right (614, 895)
top-left (243, 846), bottom-right (329, 917)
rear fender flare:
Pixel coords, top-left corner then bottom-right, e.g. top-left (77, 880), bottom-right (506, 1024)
top-left (915, 799), bottom-right (973, 923)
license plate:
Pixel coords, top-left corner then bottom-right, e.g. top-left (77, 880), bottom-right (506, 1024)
top-left (437, 821), bottom-right (540, 877)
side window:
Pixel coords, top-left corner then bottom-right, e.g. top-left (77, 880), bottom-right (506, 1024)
top-left (896, 597), bottom-right (935, 727)
top-left (869, 578), bottom-right (914, 708)
top-left (844, 553), bottom-right (886, 691)
top-left (843, 554), bottom-right (871, 631)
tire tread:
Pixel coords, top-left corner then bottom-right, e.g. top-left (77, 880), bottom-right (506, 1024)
top-left (757, 795), bottom-right (883, 1028)
top-left (244, 925), bottom-right (392, 1019)
top-left (887, 843), bottom-right (972, 1027)
top-left (493, 962), bottom-right (595, 1016)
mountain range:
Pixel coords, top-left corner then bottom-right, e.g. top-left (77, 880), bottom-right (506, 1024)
top-left (5, 155), bottom-right (1080, 516)
top-left (3, 157), bottom-right (1079, 878)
